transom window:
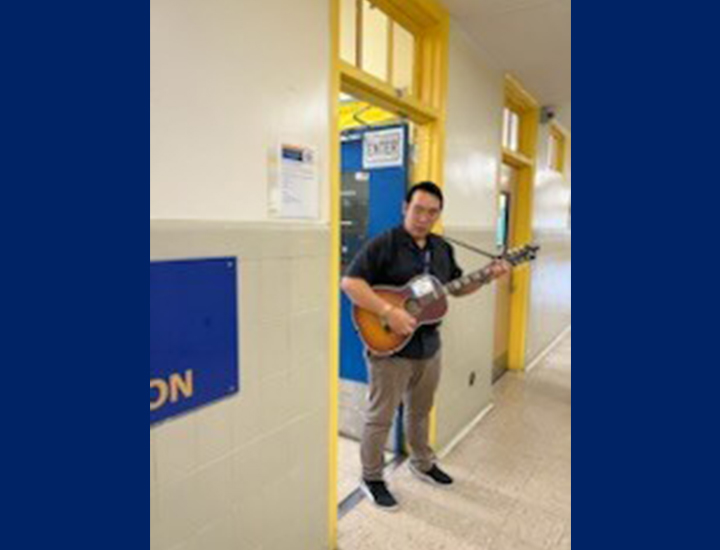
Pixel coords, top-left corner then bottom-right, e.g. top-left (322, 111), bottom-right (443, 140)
top-left (341, 0), bottom-right (417, 97)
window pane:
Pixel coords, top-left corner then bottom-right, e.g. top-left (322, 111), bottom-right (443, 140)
top-left (362, 0), bottom-right (389, 82)
top-left (509, 111), bottom-right (520, 152)
top-left (496, 193), bottom-right (510, 249)
top-left (393, 22), bottom-right (415, 96)
top-left (340, 0), bottom-right (357, 65)
top-left (503, 108), bottom-right (511, 149)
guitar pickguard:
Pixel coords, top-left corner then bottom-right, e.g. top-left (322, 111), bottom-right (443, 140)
top-left (402, 274), bottom-right (448, 324)
top-left (410, 276), bottom-right (436, 299)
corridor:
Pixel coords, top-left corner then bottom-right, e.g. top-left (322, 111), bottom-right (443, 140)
top-left (338, 333), bottom-right (572, 550)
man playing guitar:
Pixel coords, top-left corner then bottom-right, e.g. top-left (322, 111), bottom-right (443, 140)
top-left (341, 181), bottom-right (510, 511)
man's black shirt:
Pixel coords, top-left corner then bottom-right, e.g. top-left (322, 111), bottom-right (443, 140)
top-left (345, 226), bottom-right (463, 359)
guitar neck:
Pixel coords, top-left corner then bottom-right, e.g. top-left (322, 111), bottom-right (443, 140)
top-left (442, 245), bottom-right (537, 296)
top-left (443, 266), bottom-right (494, 295)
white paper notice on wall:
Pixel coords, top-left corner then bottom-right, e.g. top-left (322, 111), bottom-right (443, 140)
top-left (269, 144), bottom-right (319, 219)
top-left (363, 128), bottom-right (405, 169)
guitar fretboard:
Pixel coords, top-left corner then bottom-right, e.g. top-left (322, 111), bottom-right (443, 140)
top-left (443, 267), bottom-right (494, 295)
top-left (437, 245), bottom-right (537, 298)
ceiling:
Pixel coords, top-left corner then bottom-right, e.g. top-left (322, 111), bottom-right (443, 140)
top-left (442, 0), bottom-right (571, 119)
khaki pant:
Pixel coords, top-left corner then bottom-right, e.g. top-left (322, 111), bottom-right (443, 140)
top-left (361, 352), bottom-right (442, 481)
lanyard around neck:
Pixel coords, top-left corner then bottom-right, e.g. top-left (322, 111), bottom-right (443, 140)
top-left (416, 248), bottom-right (431, 275)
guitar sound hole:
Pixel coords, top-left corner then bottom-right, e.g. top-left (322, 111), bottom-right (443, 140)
top-left (405, 299), bottom-right (421, 316)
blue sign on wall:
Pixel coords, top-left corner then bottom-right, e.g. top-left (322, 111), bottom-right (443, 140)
top-left (150, 258), bottom-right (240, 426)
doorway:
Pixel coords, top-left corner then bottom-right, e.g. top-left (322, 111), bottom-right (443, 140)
top-left (337, 99), bottom-right (414, 510)
top-left (329, 0), bottom-right (451, 544)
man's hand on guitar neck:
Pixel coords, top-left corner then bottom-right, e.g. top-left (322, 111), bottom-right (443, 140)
top-left (383, 305), bottom-right (417, 336)
top-left (489, 259), bottom-right (512, 279)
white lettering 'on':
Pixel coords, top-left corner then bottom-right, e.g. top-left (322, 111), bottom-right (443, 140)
top-left (150, 370), bottom-right (194, 412)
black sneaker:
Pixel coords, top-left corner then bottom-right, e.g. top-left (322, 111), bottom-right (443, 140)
top-left (360, 480), bottom-right (400, 511)
top-left (409, 463), bottom-right (454, 487)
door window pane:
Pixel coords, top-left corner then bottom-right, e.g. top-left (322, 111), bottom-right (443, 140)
top-left (362, 0), bottom-right (389, 82)
top-left (392, 22), bottom-right (415, 96)
top-left (340, 0), bottom-right (358, 65)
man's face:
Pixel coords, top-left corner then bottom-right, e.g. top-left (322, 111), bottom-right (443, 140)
top-left (403, 190), bottom-right (442, 240)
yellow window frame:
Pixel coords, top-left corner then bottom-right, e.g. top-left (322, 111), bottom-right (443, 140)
top-left (549, 123), bottom-right (567, 174)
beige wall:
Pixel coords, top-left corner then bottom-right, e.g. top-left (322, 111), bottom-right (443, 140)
top-left (527, 120), bottom-right (572, 361)
top-left (556, 101), bottom-right (572, 131)
top-left (443, 25), bottom-right (504, 230)
top-left (438, 228), bottom-right (498, 449)
top-left (527, 229), bottom-right (571, 361)
top-left (150, 0), bottom-right (330, 222)
top-left (534, 126), bottom-right (572, 231)
top-left (150, 0), bottom-right (332, 548)
top-left (437, 24), bottom-right (504, 449)
top-left (150, 222), bottom-right (330, 550)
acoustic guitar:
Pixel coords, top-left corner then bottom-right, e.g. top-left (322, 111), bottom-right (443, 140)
top-left (351, 244), bottom-right (540, 356)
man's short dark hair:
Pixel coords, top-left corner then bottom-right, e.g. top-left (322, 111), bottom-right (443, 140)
top-left (405, 181), bottom-right (444, 209)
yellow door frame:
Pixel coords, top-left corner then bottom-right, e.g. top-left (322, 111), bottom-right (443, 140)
top-left (502, 74), bottom-right (540, 371)
top-left (329, 0), bottom-right (449, 546)
top-left (549, 121), bottom-right (569, 174)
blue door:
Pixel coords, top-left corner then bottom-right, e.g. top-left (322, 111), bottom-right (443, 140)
top-left (340, 124), bottom-right (409, 384)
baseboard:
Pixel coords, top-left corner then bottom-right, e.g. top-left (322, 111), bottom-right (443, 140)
top-left (438, 403), bottom-right (495, 460)
top-left (526, 324), bottom-right (572, 374)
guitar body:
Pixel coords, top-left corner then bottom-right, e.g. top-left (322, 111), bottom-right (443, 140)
top-left (352, 275), bottom-right (449, 357)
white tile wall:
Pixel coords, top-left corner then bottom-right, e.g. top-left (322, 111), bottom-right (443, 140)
top-left (527, 230), bottom-right (571, 362)
top-left (150, 222), bottom-right (331, 550)
top-left (437, 229), bottom-right (498, 451)
top-left (527, 124), bottom-right (572, 361)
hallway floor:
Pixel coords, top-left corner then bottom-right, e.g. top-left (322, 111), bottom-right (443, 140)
top-left (337, 333), bottom-right (571, 550)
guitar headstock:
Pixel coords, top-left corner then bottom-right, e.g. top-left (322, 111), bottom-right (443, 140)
top-left (503, 244), bottom-right (540, 267)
